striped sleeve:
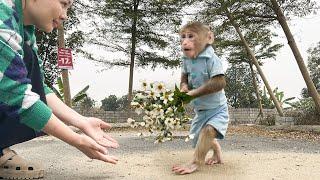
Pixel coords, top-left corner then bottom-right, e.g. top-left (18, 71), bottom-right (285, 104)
top-left (0, 0), bottom-right (52, 131)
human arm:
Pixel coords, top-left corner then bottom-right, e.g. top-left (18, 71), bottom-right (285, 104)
top-left (45, 93), bottom-right (119, 148)
top-left (42, 113), bottom-right (118, 164)
top-left (187, 75), bottom-right (226, 98)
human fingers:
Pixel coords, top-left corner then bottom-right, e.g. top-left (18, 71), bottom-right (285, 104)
top-left (94, 142), bottom-right (109, 155)
top-left (99, 154), bottom-right (119, 164)
top-left (99, 120), bottom-right (112, 130)
top-left (85, 146), bottom-right (118, 164)
top-left (103, 134), bottom-right (119, 144)
top-left (82, 135), bottom-right (109, 155)
top-left (97, 138), bottom-right (119, 149)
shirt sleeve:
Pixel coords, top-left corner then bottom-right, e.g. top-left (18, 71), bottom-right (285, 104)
top-left (181, 58), bottom-right (187, 74)
top-left (0, 2), bottom-right (52, 131)
top-left (207, 53), bottom-right (225, 78)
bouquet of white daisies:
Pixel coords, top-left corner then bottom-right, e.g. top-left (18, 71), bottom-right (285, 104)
top-left (127, 80), bottom-right (194, 143)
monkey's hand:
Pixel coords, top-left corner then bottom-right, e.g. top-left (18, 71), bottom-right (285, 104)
top-left (180, 84), bottom-right (189, 93)
top-left (173, 85), bottom-right (194, 109)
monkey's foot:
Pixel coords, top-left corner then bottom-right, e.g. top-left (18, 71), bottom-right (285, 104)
top-left (172, 163), bottom-right (198, 175)
top-left (205, 154), bottom-right (223, 165)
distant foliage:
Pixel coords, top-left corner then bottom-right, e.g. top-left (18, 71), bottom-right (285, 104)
top-left (301, 42), bottom-right (320, 97)
top-left (225, 63), bottom-right (259, 108)
top-left (293, 42), bottom-right (320, 124)
top-left (101, 95), bottom-right (119, 111)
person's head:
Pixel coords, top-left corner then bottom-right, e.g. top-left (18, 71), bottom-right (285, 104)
top-left (22, 0), bottom-right (73, 33)
top-left (179, 21), bottom-right (214, 59)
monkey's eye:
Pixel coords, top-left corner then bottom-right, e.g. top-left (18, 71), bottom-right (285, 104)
top-left (187, 34), bottom-right (194, 39)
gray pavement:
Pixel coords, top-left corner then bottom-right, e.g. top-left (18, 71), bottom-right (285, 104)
top-left (10, 125), bottom-right (320, 180)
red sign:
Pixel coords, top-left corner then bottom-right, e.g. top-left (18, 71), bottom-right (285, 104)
top-left (58, 48), bottom-right (73, 69)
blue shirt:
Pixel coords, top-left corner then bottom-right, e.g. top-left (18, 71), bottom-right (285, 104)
top-left (181, 46), bottom-right (227, 110)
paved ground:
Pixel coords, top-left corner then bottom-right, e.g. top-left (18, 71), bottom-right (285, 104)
top-left (10, 125), bottom-right (320, 180)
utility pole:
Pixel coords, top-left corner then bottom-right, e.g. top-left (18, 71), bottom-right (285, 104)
top-left (58, 25), bottom-right (72, 107)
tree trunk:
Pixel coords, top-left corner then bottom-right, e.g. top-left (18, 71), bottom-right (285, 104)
top-left (128, 0), bottom-right (139, 105)
top-left (270, 0), bottom-right (320, 112)
top-left (249, 63), bottom-right (264, 118)
top-left (226, 11), bottom-right (284, 116)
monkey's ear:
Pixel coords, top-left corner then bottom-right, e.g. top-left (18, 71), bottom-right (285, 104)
top-left (207, 31), bottom-right (214, 44)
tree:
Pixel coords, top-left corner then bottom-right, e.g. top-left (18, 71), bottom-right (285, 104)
top-left (77, 96), bottom-right (96, 110)
top-left (301, 42), bottom-right (320, 97)
top-left (117, 94), bottom-right (130, 111)
top-left (225, 63), bottom-right (258, 108)
top-left (216, 0), bottom-right (320, 111)
top-left (85, 0), bottom-right (193, 102)
top-left (215, 22), bottom-right (282, 115)
top-left (194, 0), bottom-right (284, 116)
top-left (269, 0), bottom-right (320, 112)
top-left (101, 95), bottom-right (120, 111)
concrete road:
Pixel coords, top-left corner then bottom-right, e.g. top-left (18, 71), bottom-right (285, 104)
top-left (10, 126), bottom-right (320, 180)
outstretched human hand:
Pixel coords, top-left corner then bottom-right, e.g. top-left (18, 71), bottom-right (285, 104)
top-left (81, 117), bottom-right (119, 149)
top-left (75, 134), bottom-right (119, 164)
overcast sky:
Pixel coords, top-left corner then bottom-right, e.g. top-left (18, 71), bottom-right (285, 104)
top-left (68, 13), bottom-right (320, 105)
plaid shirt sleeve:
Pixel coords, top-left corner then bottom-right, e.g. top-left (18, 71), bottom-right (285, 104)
top-left (0, 0), bottom-right (52, 131)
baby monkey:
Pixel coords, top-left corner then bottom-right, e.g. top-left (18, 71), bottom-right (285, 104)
top-left (172, 22), bottom-right (229, 175)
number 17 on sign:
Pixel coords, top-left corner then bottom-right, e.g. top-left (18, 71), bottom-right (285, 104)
top-left (58, 48), bottom-right (73, 70)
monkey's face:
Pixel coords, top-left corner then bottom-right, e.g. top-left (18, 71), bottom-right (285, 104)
top-left (180, 30), bottom-right (210, 59)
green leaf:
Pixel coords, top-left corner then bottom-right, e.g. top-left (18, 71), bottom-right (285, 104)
top-left (172, 84), bottom-right (194, 106)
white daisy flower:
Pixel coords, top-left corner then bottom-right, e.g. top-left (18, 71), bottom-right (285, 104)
top-left (146, 90), bottom-right (158, 100)
top-left (130, 101), bottom-right (140, 107)
top-left (127, 118), bottom-right (135, 124)
top-left (140, 79), bottom-right (148, 91)
top-left (127, 118), bottom-right (136, 128)
top-left (134, 93), bottom-right (145, 100)
top-left (135, 108), bottom-right (143, 115)
top-left (160, 92), bottom-right (174, 104)
top-left (165, 118), bottom-right (175, 129)
top-left (139, 122), bottom-right (146, 127)
top-left (154, 81), bottom-right (166, 93)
